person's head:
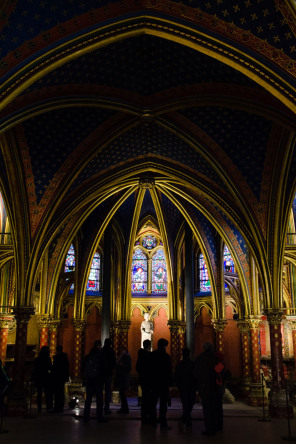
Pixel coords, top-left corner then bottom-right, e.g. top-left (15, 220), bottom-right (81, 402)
top-left (93, 340), bottom-right (102, 350)
top-left (39, 345), bottom-right (50, 358)
top-left (56, 345), bottom-right (63, 354)
top-left (158, 338), bottom-right (168, 350)
top-left (120, 346), bottom-right (128, 354)
top-left (182, 348), bottom-right (191, 360)
top-left (143, 339), bottom-right (151, 351)
top-left (202, 342), bottom-right (214, 353)
top-left (144, 313), bottom-right (149, 321)
top-left (104, 338), bottom-right (112, 348)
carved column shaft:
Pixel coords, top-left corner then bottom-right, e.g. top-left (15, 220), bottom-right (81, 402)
top-left (237, 321), bottom-right (251, 380)
top-left (0, 316), bottom-right (13, 364)
top-left (49, 321), bottom-right (60, 358)
top-left (248, 318), bottom-right (261, 384)
top-left (292, 327), bottom-right (296, 369)
top-left (72, 320), bottom-right (86, 380)
top-left (212, 319), bottom-right (227, 355)
top-left (117, 320), bottom-right (130, 352)
top-left (267, 310), bottom-right (284, 390)
top-left (13, 307), bottom-right (34, 390)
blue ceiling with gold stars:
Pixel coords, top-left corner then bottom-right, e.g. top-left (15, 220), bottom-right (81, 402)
top-left (22, 34), bottom-right (260, 96)
top-left (23, 107), bottom-right (115, 203)
top-left (180, 107), bottom-right (273, 201)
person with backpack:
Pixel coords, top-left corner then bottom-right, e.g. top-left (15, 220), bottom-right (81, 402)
top-left (82, 340), bottom-right (107, 423)
top-left (194, 342), bottom-right (221, 436)
top-left (32, 345), bottom-right (53, 413)
top-left (51, 345), bottom-right (69, 413)
top-left (101, 338), bottom-right (116, 415)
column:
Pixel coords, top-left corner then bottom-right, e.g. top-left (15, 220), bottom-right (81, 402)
top-left (37, 315), bottom-right (51, 349)
top-left (12, 307), bottom-right (34, 392)
top-left (72, 319), bottom-right (86, 380)
top-left (237, 320), bottom-right (251, 397)
top-left (247, 316), bottom-right (264, 405)
top-left (102, 224), bottom-right (112, 343)
top-left (266, 309), bottom-right (292, 417)
top-left (110, 321), bottom-right (120, 357)
top-left (290, 320), bottom-right (296, 371)
top-left (0, 315), bottom-right (13, 364)
top-left (168, 320), bottom-right (186, 369)
top-left (117, 320), bottom-right (130, 351)
top-left (185, 223), bottom-right (195, 357)
top-left (212, 319), bottom-right (227, 355)
top-left (49, 320), bottom-right (60, 358)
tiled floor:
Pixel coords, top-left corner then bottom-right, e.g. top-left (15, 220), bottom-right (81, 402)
top-left (1, 398), bottom-right (295, 444)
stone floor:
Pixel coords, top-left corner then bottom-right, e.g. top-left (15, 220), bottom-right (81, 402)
top-left (1, 398), bottom-right (295, 444)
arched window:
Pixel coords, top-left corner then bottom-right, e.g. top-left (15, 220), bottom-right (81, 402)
top-left (152, 248), bottom-right (167, 293)
top-left (224, 245), bottom-right (234, 272)
top-left (87, 252), bottom-right (100, 291)
top-left (199, 253), bottom-right (211, 292)
top-left (132, 248), bottom-right (147, 293)
top-left (65, 244), bottom-right (75, 272)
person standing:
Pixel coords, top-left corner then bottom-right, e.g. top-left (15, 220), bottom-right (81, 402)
top-left (175, 348), bottom-right (196, 429)
top-left (115, 346), bottom-right (132, 414)
top-left (82, 340), bottom-right (107, 423)
top-left (101, 338), bottom-right (116, 415)
top-left (32, 346), bottom-right (53, 413)
top-left (151, 338), bottom-right (172, 430)
top-left (194, 342), bottom-right (220, 436)
top-left (51, 345), bottom-right (69, 413)
top-left (136, 339), bottom-right (152, 424)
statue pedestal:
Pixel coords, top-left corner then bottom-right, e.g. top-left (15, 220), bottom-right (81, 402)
top-left (248, 383), bottom-right (269, 406)
top-left (269, 388), bottom-right (293, 418)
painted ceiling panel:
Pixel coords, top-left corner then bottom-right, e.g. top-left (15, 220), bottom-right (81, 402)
top-left (181, 107), bottom-right (273, 201)
top-left (72, 121), bottom-right (226, 190)
top-left (23, 34), bottom-right (259, 96)
top-left (161, 193), bottom-right (184, 242)
top-left (114, 192), bottom-right (136, 240)
top-left (22, 107), bottom-right (115, 203)
top-left (140, 190), bottom-right (156, 220)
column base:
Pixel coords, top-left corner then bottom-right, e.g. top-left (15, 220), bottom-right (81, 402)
top-left (239, 377), bottom-right (251, 398)
top-left (269, 388), bottom-right (293, 418)
top-left (65, 381), bottom-right (85, 406)
top-left (7, 389), bottom-right (28, 416)
top-left (247, 383), bottom-right (269, 406)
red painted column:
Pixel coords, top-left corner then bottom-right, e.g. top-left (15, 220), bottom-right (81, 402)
top-left (37, 316), bottom-right (51, 349)
top-left (237, 320), bottom-right (251, 396)
top-left (290, 322), bottom-right (296, 370)
top-left (49, 320), bottom-right (60, 358)
top-left (266, 310), bottom-right (291, 417)
top-left (212, 319), bottom-right (227, 355)
top-left (111, 321), bottom-right (120, 357)
top-left (168, 320), bottom-right (181, 370)
top-left (72, 320), bottom-right (86, 380)
top-left (12, 307), bottom-right (34, 391)
top-left (117, 320), bottom-right (131, 352)
top-left (247, 317), bottom-right (265, 406)
top-left (0, 316), bottom-right (13, 364)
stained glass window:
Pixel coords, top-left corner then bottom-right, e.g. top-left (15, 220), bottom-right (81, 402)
top-left (65, 244), bottom-right (75, 272)
top-left (87, 252), bottom-right (100, 291)
top-left (132, 248), bottom-right (147, 293)
top-left (199, 253), bottom-right (211, 292)
top-left (152, 249), bottom-right (167, 293)
top-left (224, 245), bottom-right (234, 273)
top-left (142, 235), bottom-right (157, 250)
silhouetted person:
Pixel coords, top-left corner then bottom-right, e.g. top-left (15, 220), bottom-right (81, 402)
top-left (194, 342), bottom-right (220, 436)
top-left (101, 338), bottom-right (116, 414)
top-left (82, 340), bottom-right (107, 423)
top-left (0, 358), bottom-right (10, 430)
top-left (175, 348), bottom-right (196, 428)
top-left (151, 338), bottom-right (172, 430)
top-left (115, 346), bottom-right (131, 414)
top-left (51, 345), bottom-right (69, 412)
top-left (136, 339), bottom-right (152, 424)
top-left (32, 345), bottom-right (53, 412)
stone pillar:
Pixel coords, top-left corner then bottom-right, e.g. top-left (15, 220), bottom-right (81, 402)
top-left (247, 316), bottom-right (264, 405)
top-left (117, 320), bottom-right (130, 351)
top-left (266, 309), bottom-right (292, 417)
top-left (237, 320), bottom-right (251, 397)
top-left (168, 320), bottom-right (186, 369)
top-left (179, 323), bottom-right (186, 360)
top-left (37, 316), bottom-right (51, 349)
top-left (290, 321), bottom-right (296, 370)
top-left (102, 224), bottom-right (112, 343)
top-left (185, 223), bottom-right (195, 357)
top-left (0, 315), bottom-right (13, 364)
top-left (110, 321), bottom-right (120, 357)
top-left (12, 307), bottom-right (34, 391)
top-left (212, 319), bottom-right (227, 355)
top-left (72, 319), bottom-right (86, 380)
top-left (49, 320), bottom-right (60, 358)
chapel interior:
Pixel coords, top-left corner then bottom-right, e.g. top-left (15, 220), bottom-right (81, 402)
top-left (0, 0), bottom-right (296, 418)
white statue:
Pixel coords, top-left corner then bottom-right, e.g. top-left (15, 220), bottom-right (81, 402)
top-left (141, 313), bottom-right (154, 349)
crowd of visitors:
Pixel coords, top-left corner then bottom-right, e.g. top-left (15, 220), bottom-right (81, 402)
top-left (31, 338), bottom-right (227, 436)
